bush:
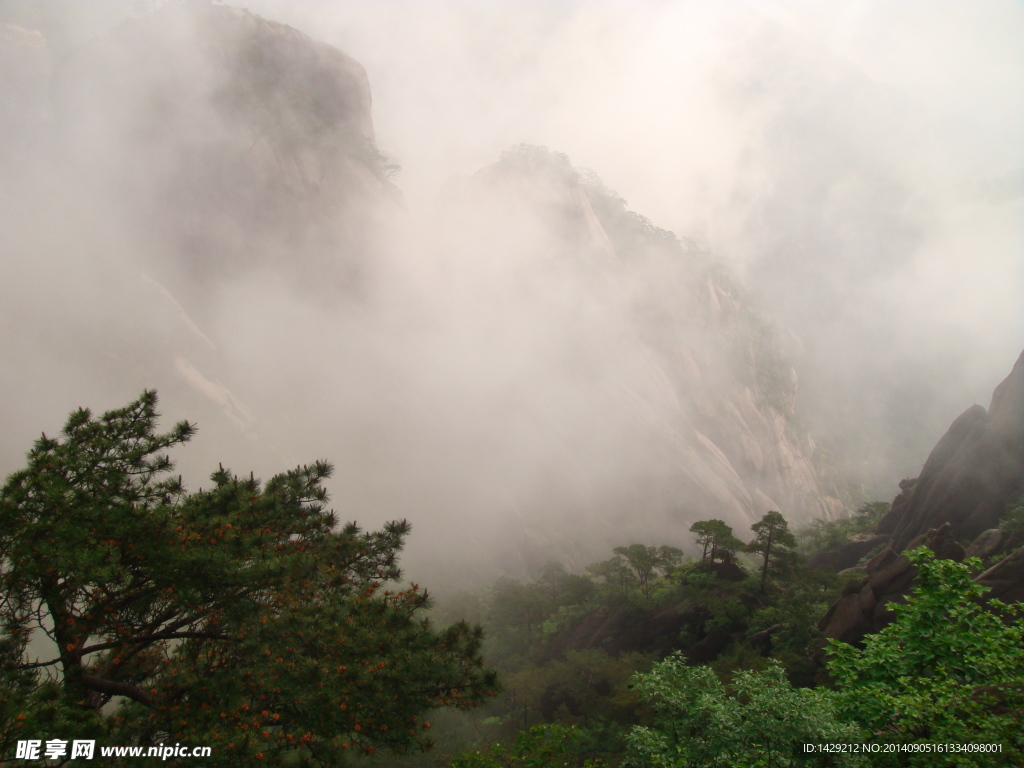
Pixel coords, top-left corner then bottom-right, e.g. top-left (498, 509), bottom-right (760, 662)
top-left (827, 548), bottom-right (1024, 766)
top-left (623, 658), bottom-right (865, 767)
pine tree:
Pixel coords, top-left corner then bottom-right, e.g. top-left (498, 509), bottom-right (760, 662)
top-left (746, 510), bottom-right (798, 593)
top-left (0, 391), bottom-right (498, 766)
top-left (688, 519), bottom-right (743, 565)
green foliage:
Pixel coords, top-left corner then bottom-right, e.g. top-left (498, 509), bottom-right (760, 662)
top-left (745, 570), bottom-right (841, 674)
top-left (612, 545), bottom-right (683, 599)
top-left (505, 650), bottom-right (651, 731)
top-left (536, 562), bottom-right (597, 608)
top-left (586, 556), bottom-right (637, 595)
top-left (485, 577), bottom-right (552, 664)
top-left (0, 392), bottom-right (497, 766)
top-left (448, 724), bottom-right (608, 768)
top-left (478, 565), bottom-right (600, 671)
top-left (688, 520), bottom-right (743, 565)
top-left (798, 502), bottom-right (889, 556)
top-left (623, 658), bottom-right (865, 767)
top-left (998, 493), bottom-right (1024, 535)
top-left (827, 547), bottom-right (1024, 766)
top-left (746, 511), bottom-right (798, 593)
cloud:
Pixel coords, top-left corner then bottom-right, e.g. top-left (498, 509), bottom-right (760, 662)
top-left (1, 0), bottom-right (1021, 585)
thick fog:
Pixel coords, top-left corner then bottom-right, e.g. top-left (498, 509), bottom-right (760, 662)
top-left (0, 0), bottom-right (1021, 585)
top-left (248, 0), bottom-right (1024, 486)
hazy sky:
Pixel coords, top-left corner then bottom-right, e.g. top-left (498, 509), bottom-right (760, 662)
top-left (242, 0), bottom-right (1022, 331)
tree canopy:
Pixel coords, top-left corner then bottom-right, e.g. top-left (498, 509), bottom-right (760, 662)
top-left (0, 391), bottom-right (497, 766)
top-left (688, 520), bottom-right (742, 565)
top-left (612, 545), bottom-right (683, 599)
top-left (624, 657), bottom-right (864, 768)
top-left (746, 510), bottom-right (798, 592)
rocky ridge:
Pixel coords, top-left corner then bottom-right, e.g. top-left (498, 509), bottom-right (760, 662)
top-left (437, 146), bottom-right (843, 537)
top-left (815, 349), bottom-right (1024, 648)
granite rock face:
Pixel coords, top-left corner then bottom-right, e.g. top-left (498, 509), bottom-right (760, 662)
top-left (879, 350), bottom-right (1024, 551)
top-left (815, 350), bottom-right (1024, 654)
top-left (0, 7), bottom-right (846, 579)
top-left (0, 3), bottom-right (399, 473)
top-left (436, 146), bottom-right (844, 535)
top-left (816, 523), bottom-right (964, 650)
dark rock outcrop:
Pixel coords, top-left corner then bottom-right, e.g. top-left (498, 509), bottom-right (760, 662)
top-left (875, 477), bottom-right (917, 535)
top-left (976, 547), bottom-right (1024, 604)
top-left (817, 523), bottom-right (963, 650)
top-left (815, 350), bottom-right (1024, 665)
top-left (879, 350), bottom-right (1024, 550)
top-left (705, 559), bottom-right (748, 582)
top-left (965, 529), bottom-right (1007, 559)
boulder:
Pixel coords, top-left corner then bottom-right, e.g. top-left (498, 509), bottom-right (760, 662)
top-left (818, 523), bottom-right (962, 647)
top-left (904, 523), bottom-right (965, 563)
top-left (965, 529), bottom-right (1005, 559)
top-left (819, 594), bottom-right (872, 645)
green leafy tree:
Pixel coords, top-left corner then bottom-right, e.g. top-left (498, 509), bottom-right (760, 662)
top-left (998, 493), bottom-right (1024, 536)
top-left (586, 555), bottom-right (637, 594)
top-left (656, 546), bottom-right (685, 574)
top-left (623, 657), bottom-right (865, 767)
top-left (0, 392), bottom-right (498, 766)
top-left (505, 649), bottom-right (650, 731)
top-left (798, 501), bottom-right (889, 556)
top-left (827, 548), bottom-right (1024, 766)
top-left (535, 562), bottom-right (595, 608)
top-left (689, 520), bottom-right (743, 565)
top-left (486, 578), bottom-right (550, 660)
top-left (612, 545), bottom-right (682, 599)
top-left (746, 511), bottom-right (797, 593)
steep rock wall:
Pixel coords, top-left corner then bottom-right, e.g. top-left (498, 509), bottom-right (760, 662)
top-left (436, 146), bottom-right (841, 534)
top-left (880, 349), bottom-right (1024, 550)
top-left (816, 349), bottom-right (1024, 649)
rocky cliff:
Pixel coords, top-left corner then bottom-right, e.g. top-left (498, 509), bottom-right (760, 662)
top-left (0, 3), bottom-right (392, 481)
top-left (435, 146), bottom-right (842, 539)
top-left (880, 349), bottom-right (1024, 550)
top-left (816, 349), bottom-right (1024, 648)
top-left (52, 3), bottom-right (394, 299)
